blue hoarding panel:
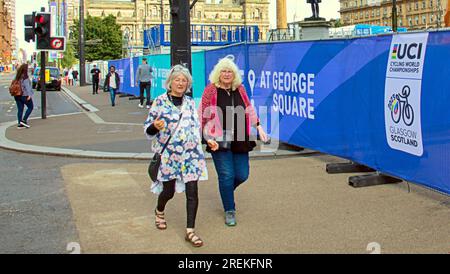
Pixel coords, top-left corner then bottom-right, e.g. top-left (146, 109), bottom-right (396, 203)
top-left (109, 31), bottom-right (450, 195)
top-left (204, 32), bottom-right (450, 195)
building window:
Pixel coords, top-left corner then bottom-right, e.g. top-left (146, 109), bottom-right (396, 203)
top-left (415, 16), bottom-right (419, 25)
top-left (254, 8), bottom-right (260, 19)
top-left (422, 15), bottom-right (426, 24)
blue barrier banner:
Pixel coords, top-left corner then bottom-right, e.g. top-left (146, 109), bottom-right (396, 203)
top-left (108, 58), bottom-right (130, 93)
top-left (204, 32), bottom-right (450, 195)
top-left (191, 51), bottom-right (206, 99)
top-left (111, 52), bottom-right (206, 103)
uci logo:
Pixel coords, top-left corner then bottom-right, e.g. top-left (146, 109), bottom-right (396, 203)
top-left (392, 43), bottom-right (423, 60)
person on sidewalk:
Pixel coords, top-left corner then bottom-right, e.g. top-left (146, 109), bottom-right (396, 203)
top-left (68, 67), bottom-right (74, 86)
top-left (90, 65), bottom-right (101, 94)
top-left (104, 65), bottom-right (120, 107)
top-left (63, 68), bottom-right (68, 85)
top-left (198, 56), bottom-right (269, 227)
top-left (13, 63), bottom-right (34, 129)
top-left (72, 69), bottom-right (79, 86)
top-left (135, 58), bottom-right (153, 109)
top-left (144, 64), bottom-right (208, 247)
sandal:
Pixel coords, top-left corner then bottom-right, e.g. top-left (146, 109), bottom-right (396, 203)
top-left (155, 209), bottom-right (167, 230)
top-left (185, 231), bottom-right (203, 247)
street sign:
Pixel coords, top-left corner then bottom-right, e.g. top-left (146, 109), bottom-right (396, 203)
top-left (50, 37), bottom-right (65, 51)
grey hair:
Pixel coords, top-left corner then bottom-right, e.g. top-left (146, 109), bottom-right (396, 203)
top-left (165, 64), bottom-right (193, 91)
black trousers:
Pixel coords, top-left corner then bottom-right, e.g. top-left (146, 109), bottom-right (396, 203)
top-left (92, 80), bottom-right (99, 94)
top-left (157, 180), bottom-right (199, 229)
top-left (139, 81), bottom-right (151, 105)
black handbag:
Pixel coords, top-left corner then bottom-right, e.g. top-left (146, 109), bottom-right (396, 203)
top-left (148, 113), bottom-right (183, 182)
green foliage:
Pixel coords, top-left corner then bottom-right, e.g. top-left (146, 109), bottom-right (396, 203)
top-left (332, 19), bottom-right (343, 28)
top-left (61, 42), bottom-right (77, 68)
top-left (70, 15), bottom-right (123, 62)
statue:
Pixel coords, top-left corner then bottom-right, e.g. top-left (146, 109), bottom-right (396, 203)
top-left (306, 0), bottom-right (322, 21)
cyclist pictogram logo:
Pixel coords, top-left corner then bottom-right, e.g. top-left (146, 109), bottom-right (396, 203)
top-left (388, 85), bottom-right (414, 126)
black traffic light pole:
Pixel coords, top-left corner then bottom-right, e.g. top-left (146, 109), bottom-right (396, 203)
top-left (40, 51), bottom-right (47, 119)
top-left (38, 7), bottom-right (47, 119)
top-left (25, 7), bottom-right (64, 119)
top-left (170, 0), bottom-right (197, 96)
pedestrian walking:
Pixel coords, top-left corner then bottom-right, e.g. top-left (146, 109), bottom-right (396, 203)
top-left (90, 64), bottom-right (101, 94)
top-left (135, 57), bottom-right (153, 108)
top-left (144, 64), bottom-right (208, 247)
top-left (104, 65), bottom-right (120, 107)
top-left (68, 67), bottom-right (74, 86)
top-left (198, 56), bottom-right (269, 226)
top-left (72, 69), bottom-right (79, 86)
top-left (12, 64), bottom-right (34, 129)
top-left (63, 68), bottom-right (68, 85)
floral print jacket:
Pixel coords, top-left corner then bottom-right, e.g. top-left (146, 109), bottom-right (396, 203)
top-left (144, 93), bottom-right (208, 194)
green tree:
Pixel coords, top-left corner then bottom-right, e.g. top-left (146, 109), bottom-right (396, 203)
top-left (70, 15), bottom-right (122, 62)
top-left (332, 19), bottom-right (343, 28)
top-left (61, 42), bottom-right (77, 69)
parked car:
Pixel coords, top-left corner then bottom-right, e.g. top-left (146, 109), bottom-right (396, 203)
top-left (32, 67), bottom-right (62, 91)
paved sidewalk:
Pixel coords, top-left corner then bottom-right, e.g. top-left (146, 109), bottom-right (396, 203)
top-left (0, 85), bottom-right (306, 160)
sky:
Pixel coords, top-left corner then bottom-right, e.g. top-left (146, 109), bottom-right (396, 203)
top-left (15, 0), bottom-right (341, 59)
top-left (15, 0), bottom-right (49, 61)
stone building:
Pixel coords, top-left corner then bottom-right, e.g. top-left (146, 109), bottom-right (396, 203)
top-left (65, 0), bottom-right (269, 52)
top-left (0, 0), bottom-right (13, 65)
top-left (340, 0), bottom-right (448, 30)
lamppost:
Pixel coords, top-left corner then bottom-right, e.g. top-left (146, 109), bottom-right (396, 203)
top-left (392, 0), bottom-right (398, 32)
top-left (79, 0), bottom-right (86, 86)
top-left (436, 0), bottom-right (443, 29)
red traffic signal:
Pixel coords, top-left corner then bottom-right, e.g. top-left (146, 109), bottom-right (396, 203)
top-left (34, 12), bottom-right (51, 50)
top-left (35, 14), bottom-right (46, 24)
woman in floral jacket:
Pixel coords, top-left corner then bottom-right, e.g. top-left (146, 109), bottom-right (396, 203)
top-left (144, 65), bottom-right (208, 247)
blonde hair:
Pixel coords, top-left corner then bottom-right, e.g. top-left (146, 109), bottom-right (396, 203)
top-left (165, 64), bottom-right (193, 91)
top-left (208, 55), bottom-right (242, 90)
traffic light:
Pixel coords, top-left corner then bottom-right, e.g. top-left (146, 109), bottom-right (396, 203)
top-left (35, 12), bottom-right (51, 50)
top-left (24, 12), bottom-right (36, 42)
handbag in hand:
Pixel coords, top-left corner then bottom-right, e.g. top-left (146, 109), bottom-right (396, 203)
top-left (148, 113), bottom-right (183, 182)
